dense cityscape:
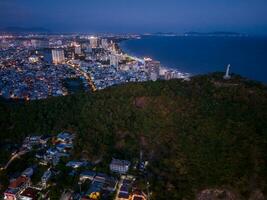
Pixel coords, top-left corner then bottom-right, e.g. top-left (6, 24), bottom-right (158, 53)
top-left (0, 33), bottom-right (191, 200)
top-left (1, 0), bottom-right (266, 200)
top-left (0, 34), bottom-right (190, 101)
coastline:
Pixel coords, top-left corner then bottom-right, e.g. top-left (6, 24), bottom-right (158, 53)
top-left (118, 38), bottom-right (192, 80)
top-left (118, 35), bottom-right (267, 83)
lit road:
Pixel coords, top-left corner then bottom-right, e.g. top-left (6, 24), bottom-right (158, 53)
top-left (0, 150), bottom-right (28, 171)
top-left (126, 54), bottom-right (144, 64)
top-left (66, 60), bottom-right (97, 92)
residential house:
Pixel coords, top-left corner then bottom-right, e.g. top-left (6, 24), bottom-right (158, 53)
top-left (66, 161), bottom-right (88, 169)
top-left (21, 167), bottom-right (34, 178)
top-left (130, 190), bottom-right (147, 200)
top-left (4, 176), bottom-right (30, 200)
top-left (56, 143), bottom-right (73, 152)
top-left (79, 171), bottom-right (96, 182)
top-left (109, 159), bottom-right (131, 174)
top-left (103, 177), bottom-right (118, 192)
top-left (19, 187), bottom-right (40, 200)
top-left (57, 132), bottom-right (74, 144)
top-left (41, 169), bottom-right (52, 188)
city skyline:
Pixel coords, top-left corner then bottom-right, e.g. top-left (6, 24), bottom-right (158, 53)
top-left (1, 0), bottom-right (267, 35)
top-left (0, 1), bottom-right (267, 199)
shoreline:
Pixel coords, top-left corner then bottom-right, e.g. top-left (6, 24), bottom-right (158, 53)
top-left (117, 35), bottom-right (267, 83)
top-left (118, 38), bottom-right (192, 80)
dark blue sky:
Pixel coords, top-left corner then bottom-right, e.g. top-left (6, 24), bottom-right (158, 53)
top-left (1, 0), bottom-right (267, 34)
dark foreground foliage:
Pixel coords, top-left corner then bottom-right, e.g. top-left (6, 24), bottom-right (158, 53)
top-left (0, 73), bottom-right (266, 199)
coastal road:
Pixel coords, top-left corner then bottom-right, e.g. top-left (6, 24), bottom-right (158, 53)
top-left (0, 150), bottom-right (28, 171)
top-left (66, 61), bottom-right (97, 92)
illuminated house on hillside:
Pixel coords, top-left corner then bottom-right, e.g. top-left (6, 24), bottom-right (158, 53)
top-left (109, 158), bottom-right (131, 174)
top-left (4, 176), bottom-right (30, 200)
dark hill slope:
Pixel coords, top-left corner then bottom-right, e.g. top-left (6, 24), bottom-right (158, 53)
top-left (0, 73), bottom-right (266, 199)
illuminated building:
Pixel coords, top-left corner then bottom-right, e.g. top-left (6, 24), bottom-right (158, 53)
top-left (52, 49), bottom-right (65, 64)
top-left (28, 55), bottom-right (39, 64)
top-left (89, 36), bottom-right (98, 48)
top-left (75, 45), bottom-right (82, 55)
top-left (110, 54), bottom-right (119, 68)
top-left (145, 58), bottom-right (160, 81)
top-left (101, 38), bottom-right (109, 49)
top-left (109, 158), bottom-right (130, 174)
top-left (31, 39), bottom-right (49, 49)
top-left (130, 190), bottom-right (147, 200)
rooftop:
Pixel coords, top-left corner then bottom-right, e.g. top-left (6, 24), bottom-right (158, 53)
top-left (20, 187), bottom-right (40, 200)
top-left (110, 158), bottom-right (131, 166)
top-left (9, 176), bottom-right (29, 189)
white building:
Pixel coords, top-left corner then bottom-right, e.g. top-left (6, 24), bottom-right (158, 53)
top-left (89, 36), bottom-right (98, 48)
top-left (31, 39), bottom-right (48, 49)
top-left (110, 54), bottom-right (119, 68)
top-left (75, 45), bottom-right (82, 55)
top-left (52, 49), bottom-right (65, 64)
top-left (57, 132), bottom-right (74, 143)
top-left (66, 161), bottom-right (87, 168)
top-left (79, 171), bottom-right (96, 181)
top-left (145, 58), bottom-right (160, 81)
top-left (101, 38), bottom-right (109, 49)
top-left (109, 158), bottom-right (131, 174)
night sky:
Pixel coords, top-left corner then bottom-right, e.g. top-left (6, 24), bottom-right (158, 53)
top-left (1, 0), bottom-right (267, 34)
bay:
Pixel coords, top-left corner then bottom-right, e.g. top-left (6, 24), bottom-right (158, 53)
top-left (120, 36), bottom-right (267, 83)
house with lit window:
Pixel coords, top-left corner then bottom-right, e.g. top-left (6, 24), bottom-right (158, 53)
top-left (130, 190), bottom-right (147, 200)
top-left (19, 187), bottom-right (40, 200)
top-left (79, 171), bottom-right (96, 181)
top-left (4, 176), bottom-right (30, 200)
top-left (56, 132), bottom-right (74, 144)
top-left (109, 158), bottom-right (131, 174)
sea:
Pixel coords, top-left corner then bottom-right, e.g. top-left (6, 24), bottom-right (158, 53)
top-left (119, 35), bottom-right (267, 83)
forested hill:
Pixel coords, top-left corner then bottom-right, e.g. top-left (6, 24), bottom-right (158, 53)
top-left (0, 73), bottom-right (267, 199)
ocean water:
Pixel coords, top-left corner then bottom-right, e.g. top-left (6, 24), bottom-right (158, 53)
top-left (119, 36), bottom-right (267, 83)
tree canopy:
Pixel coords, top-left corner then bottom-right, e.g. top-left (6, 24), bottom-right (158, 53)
top-left (0, 73), bottom-right (266, 199)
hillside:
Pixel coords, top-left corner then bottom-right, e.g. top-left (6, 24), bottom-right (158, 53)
top-left (0, 73), bottom-right (266, 199)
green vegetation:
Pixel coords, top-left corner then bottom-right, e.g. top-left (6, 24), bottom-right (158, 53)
top-left (0, 73), bottom-right (266, 199)
top-left (63, 77), bottom-right (86, 94)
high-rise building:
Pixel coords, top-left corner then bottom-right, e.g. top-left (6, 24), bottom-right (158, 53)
top-left (74, 45), bottom-right (82, 55)
top-left (101, 38), bottom-right (109, 49)
top-left (165, 71), bottom-right (181, 80)
top-left (52, 49), bottom-right (65, 64)
top-left (89, 36), bottom-right (98, 48)
top-left (111, 42), bottom-right (117, 53)
top-left (110, 54), bottom-right (119, 68)
top-left (145, 58), bottom-right (160, 81)
top-left (30, 39), bottom-right (38, 48)
top-left (31, 39), bottom-right (49, 49)
top-left (22, 40), bottom-right (32, 48)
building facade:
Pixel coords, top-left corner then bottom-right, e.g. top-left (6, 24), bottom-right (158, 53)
top-left (52, 49), bottom-right (65, 64)
top-left (110, 54), bottom-right (119, 68)
top-left (145, 59), bottom-right (160, 81)
top-left (89, 37), bottom-right (98, 48)
top-left (109, 159), bottom-right (131, 174)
